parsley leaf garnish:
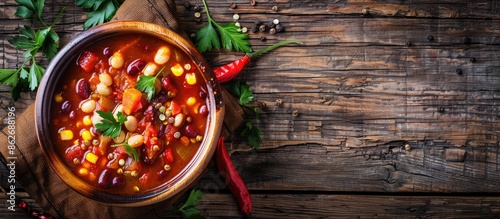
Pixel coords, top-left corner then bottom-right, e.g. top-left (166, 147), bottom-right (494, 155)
top-left (95, 110), bottom-right (127, 138)
top-left (166, 189), bottom-right (204, 219)
top-left (76, 0), bottom-right (122, 29)
top-left (241, 121), bottom-right (263, 149)
top-left (196, 0), bottom-right (251, 53)
top-left (135, 67), bottom-right (164, 100)
top-left (111, 142), bottom-right (139, 162)
top-left (229, 81), bottom-right (262, 149)
top-left (0, 1), bottom-right (63, 100)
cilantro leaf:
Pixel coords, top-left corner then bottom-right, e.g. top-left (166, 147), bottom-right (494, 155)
top-left (15, 5), bottom-right (33, 19)
top-left (41, 29), bottom-right (59, 60)
top-left (241, 121), bottom-right (263, 149)
top-left (217, 23), bottom-right (251, 53)
top-left (95, 110), bottom-right (127, 138)
top-left (15, 0), bottom-right (44, 21)
top-left (179, 190), bottom-right (204, 219)
top-left (111, 142), bottom-right (139, 162)
top-left (196, 0), bottom-right (252, 53)
top-left (77, 0), bottom-right (122, 29)
top-left (135, 67), bottom-right (164, 100)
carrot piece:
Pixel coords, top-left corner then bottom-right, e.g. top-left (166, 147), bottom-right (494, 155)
top-left (122, 88), bottom-right (143, 115)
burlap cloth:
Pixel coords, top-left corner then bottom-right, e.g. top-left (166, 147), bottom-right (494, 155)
top-left (0, 0), bottom-right (244, 218)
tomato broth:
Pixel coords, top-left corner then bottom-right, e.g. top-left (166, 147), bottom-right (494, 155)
top-left (50, 34), bottom-right (210, 194)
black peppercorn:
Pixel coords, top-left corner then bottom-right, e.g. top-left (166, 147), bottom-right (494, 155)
top-left (269, 28), bottom-right (276, 34)
top-left (230, 2), bottom-right (237, 9)
top-left (405, 41), bottom-right (412, 47)
top-left (259, 24), bottom-right (267, 32)
top-left (251, 26), bottom-right (259, 33)
top-left (470, 57), bottom-right (477, 63)
top-left (184, 2), bottom-right (192, 10)
top-left (267, 20), bottom-right (275, 29)
top-left (438, 107), bottom-right (445, 113)
top-left (192, 4), bottom-right (200, 12)
top-left (455, 68), bottom-right (463, 75)
top-left (275, 23), bottom-right (284, 32)
top-left (462, 36), bottom-right (470, 44)
top-left (427, 35), bottom-right (434, 41)
top-left (260, 36), bottom-right (266, 41)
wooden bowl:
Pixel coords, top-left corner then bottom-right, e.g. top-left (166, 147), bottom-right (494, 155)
top-left (35, 21), bottom-right (225, 206)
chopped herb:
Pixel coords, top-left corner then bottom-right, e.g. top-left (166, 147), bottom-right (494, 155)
top-left (196, 0), bottom-right (251, 53)
top-left (95, 110), bottom-right (127, 138)
top-left (165, 189), bottom-right (204, 218)
top-left (111, 142), bottom-right (139, 162)
top-left (135, 67), bottom-right (164, 100)
top-left (0, 1), bottom-right (63, 100)
top-left (76, 0), bottom-right (123, 29)
top-left (228, 81), bottom-right (262, 149)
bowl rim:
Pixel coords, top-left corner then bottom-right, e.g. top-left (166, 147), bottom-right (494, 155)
top-left (35, 21), bottom-right (225, 207)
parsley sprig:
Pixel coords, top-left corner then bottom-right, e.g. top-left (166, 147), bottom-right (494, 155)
top-left (196, 0), bottom-right (251, 53)
top-left (229, 81), bottom-right (263, 149)
top-left (76, 0), bottom-right (123, 29)
top-left (95, 110), bottom-right (127, 138)
top-left (0, 0), bottom-right (64, 100)
top-left (135, 67), bottom-right (164, 100)
top-left (111, 142), bottom-right (139, 162)
top-left (166, 189), bottom-right (204, 218)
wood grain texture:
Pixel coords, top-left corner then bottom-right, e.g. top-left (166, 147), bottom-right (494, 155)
top-left (1, 0), bottom-right (500, 217)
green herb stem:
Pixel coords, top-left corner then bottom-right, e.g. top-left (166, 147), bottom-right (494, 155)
top-left (248, 40), bottom-right (302, 59)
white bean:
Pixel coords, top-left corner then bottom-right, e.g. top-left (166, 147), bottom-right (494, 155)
top-left (173, 113), bottom-right (185, 127)
top-left (113, 131), bottom-right (126, 143)
top-left (142, 62), bottom-right (158, 76)
top-left (154, 46), bottom-right (171, 65)
top-left (99, 73), bottom-right (113, 86)
top-left (80, 99), bottom-right (96, 113)
top-left (91, 112), bottom-right (103, 125)
top-left (124, 116), bottom-right (138, 132)
top-left (110, 52), bottom-right (124, 69)
top-left (113, 104), bottom-right (124, 117)
top-left (127, 135), bottom-right (144, 147)
top-left (96, 83), bottom-right (111, 96)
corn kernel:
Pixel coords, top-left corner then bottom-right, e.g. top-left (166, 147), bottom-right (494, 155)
top-left (54, 94), bottom-right (63, 103)
top-left (187, 97), bottom-right (196, 106)
top-left (85, 152), bottom-right (99, 164)
top-left (171, 63), bottom-right (184, 76)
top-left (60, 130), bottom-right (74, 140)
top-left (81, 130), bottom-right (92, 141)
top-left (78, 168), bottom-right (89, 176)
top-left (185, 73), bottom-right (197, 85)
top-left (83, 115), bottom-right (92, 126)
top-left (134, 186), bottom-right (140, 192)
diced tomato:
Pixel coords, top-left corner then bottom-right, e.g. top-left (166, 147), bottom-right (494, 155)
top-left (139, 173), bottom-right (150, 185)
top-left (65, 144), bottom-right (84, 166)
top-left (163, 124), bottom-right (178, 142)
top-left (169, 101), bottom-right (182, 115)
top-left (142, 122), bottom-right (157, 147)
top-left (122, 88), bottom-right (143, 115)
top-left (78, 51), bottom-right (99, 73)
top-left (164, 148), bottom-right (174, 164)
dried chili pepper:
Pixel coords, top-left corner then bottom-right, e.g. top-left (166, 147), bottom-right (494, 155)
top-left (214, 40), bottom-right (301, 83)
top-left (215, 136), bottom-right (252, 215)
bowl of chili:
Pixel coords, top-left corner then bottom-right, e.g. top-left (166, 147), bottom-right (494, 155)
top-left (35, 21), bottom-right (225, 206)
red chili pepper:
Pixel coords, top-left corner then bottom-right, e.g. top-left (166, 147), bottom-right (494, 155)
top-left (215, 136), bottom-right (252, 215)
top-left (214, 40), bottom-right (301, 83)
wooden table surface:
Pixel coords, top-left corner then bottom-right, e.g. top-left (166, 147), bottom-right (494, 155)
top-left (2, 0), bottom-right (500, 218)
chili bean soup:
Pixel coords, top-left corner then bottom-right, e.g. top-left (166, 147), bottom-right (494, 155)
top-left (50, 34), bottom-right (210, 194)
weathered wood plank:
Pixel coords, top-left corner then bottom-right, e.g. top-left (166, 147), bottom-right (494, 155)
top-left (196, 141), bottom-right (500, 193)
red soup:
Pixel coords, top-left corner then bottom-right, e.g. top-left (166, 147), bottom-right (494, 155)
top-left (50, 34), bottom-right (209, 194)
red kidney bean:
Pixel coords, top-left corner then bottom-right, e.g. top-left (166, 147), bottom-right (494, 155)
top-left (154, 91), bottom-right (168, 104)
top-left (161, 77), bottom-right (173, 90)
top-left (98, 169), bottom-right (112, 188)
top-left (157, 169), bottom-right (168, 179)
top-left (69, 110), bottom-right (76, 120)
top-left (76, 79), bottom-right (91, 99)
top-left (111, 176), bottom-right (125, 188)
top-left (103, 47), bottom-right (111, 57)
top-left (126, 59), bottom-right (146, 76)
top-left (144, 104), bottom-right (155, 122)
top-left (61, 100), bottom-right (71, 113)
top-left (198, 104), bottom-right (208, 116)
top-left (158, 124), bottom-right (167, 139)
top-left (183, 124), bottom-right (199, 138)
